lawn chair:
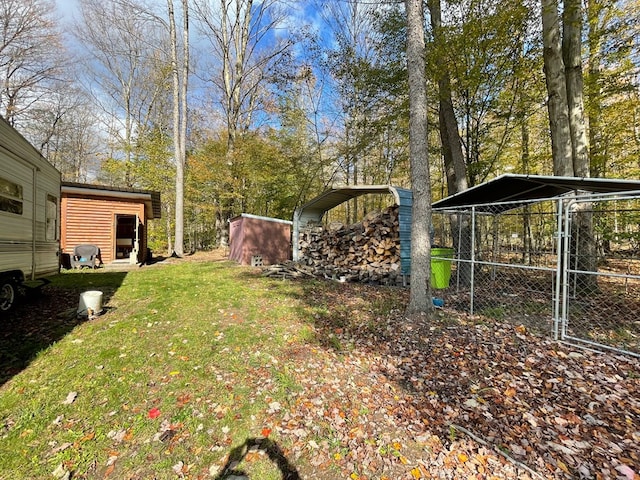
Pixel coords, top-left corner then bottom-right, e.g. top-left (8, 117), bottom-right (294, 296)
top-left (71, 244), bottom-right (101, 269)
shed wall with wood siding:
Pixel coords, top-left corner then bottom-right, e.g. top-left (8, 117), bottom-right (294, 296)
top-left (61, 195), bottom-right (146, 265)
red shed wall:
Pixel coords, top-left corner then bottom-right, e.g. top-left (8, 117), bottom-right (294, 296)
top-left (228, 216), bottom-right (245, 264)
top-left (229, 216), bottom-right (291, 265)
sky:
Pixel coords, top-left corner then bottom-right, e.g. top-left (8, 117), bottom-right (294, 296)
top-left (48, 0), bottom-right (329, 131)
top-left (54, 0), bottom-right (78, 21)
top-left (52, 0), bottom-right (318, 45)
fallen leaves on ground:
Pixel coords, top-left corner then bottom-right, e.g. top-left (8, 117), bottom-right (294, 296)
top-left (62, 391), bottom-right (78, 405)
top-left (268, 282), bottom-right (640, 480)
top-left (147, 407), bottom-right (161, 419)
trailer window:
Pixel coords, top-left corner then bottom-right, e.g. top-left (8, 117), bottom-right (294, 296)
top-left (46, 194), bottom-right (58, 240)
top-left (0, 177), bottom-right (23, 215)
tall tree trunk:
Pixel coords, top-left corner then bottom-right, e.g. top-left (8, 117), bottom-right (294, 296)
top-left (168, 0), bottom-right (189, 256)
top-left (405, 0), bottom-right (433, 315)
top-left (168, 0), bottom-right (183, 256)
top-left (521, 118), bottom-right (532, 265)
top-left (542, 0), bottom-right (597, 292)
top-left (180, 0), bottom-right (189, 249)
top-left (541, 0), bottom-right (573, 177)
top-left (563, 0), bottom-right (597, 291)
top-left (352, 163), bottom-right (359, 225)
top-left (427, 0), bottom-right (467, 195)
top-left (586, 0), bottom-right (604, 177)
top-left (563, 0), bottom-right (589, 178)
top-left (428, 0), bottom-right (471, 285)
top-left (166, 202), bottom-right (173, 254)
top-left (202, 0), bottom-right (259, 247)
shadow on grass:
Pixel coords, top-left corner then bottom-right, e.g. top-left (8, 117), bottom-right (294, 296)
top-left (0, 271), bottom-right (128, 386)
top-left (296, 279), bottom-right (408, 349)
top-left (214, 437), bottom-right (301, 480)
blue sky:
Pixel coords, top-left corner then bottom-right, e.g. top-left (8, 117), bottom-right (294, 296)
top-left (55, 0), bottom-right (78, 20)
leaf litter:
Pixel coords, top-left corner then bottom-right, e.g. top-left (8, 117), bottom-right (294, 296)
top-left (269, 282), bottom-right (640, 480)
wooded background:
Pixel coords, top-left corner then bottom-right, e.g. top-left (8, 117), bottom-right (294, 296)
top-left (2, 0), bottom-right (639, 255)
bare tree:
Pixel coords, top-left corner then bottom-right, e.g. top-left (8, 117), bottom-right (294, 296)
top-left (75, 0), bottom-right (170, 185)
top-left (405, 0), bottom-right (433, 315)
top-left (194, 0), bottom-right (293, 151)
top-left (193, 0), bottom-right (294, 245)
top-left (316, 0), bottom-right (381, 223)
top-left (0, 0), bottom-right (65, 125)
top-left (34, 87), bottom-right (102, 181)
top-left (167, 0), bottom-right (189, 256)
top-left (0, 0), bottom-right (100, 179)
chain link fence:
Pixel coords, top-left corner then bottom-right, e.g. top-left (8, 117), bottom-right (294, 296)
top-left (432, 193), bottom-right (640, 357)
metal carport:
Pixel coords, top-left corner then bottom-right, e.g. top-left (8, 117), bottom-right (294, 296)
top-left (292, 185), bottom-right (413, 274)
top-left (432, 174), bottom-right (640, 212)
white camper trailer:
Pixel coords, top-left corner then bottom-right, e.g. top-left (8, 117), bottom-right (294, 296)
top-left (0, 116), bottom-right (61, 311)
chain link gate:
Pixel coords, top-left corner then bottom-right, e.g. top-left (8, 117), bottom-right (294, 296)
top-left (560, 194), bottom-right (640, 356)
top-left (432, 192), bottom-right (640, 357)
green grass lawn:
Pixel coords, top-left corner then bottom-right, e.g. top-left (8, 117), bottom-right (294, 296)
top-left (0, 259), bottom-right (350, 479)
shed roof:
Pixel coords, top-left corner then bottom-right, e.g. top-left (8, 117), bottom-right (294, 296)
top-left (432, 174), bottom-right (640, 213)
top-left (61, 182), bottom-right (162, 219)
top-left (230, 213), bottom-right (292, 225)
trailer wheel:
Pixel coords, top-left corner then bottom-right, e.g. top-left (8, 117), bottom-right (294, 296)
top-left (0, 280), bottom-right (16, 311)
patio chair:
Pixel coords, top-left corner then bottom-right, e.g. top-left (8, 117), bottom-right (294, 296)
top-left (70, 244), bottom-right (101, 269)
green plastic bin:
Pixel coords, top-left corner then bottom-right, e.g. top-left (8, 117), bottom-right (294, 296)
top-left (431, 247), bottom-right (454, 289)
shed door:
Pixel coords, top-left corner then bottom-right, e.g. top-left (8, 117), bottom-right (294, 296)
top-left (115, 214), bottom-right (138, 259)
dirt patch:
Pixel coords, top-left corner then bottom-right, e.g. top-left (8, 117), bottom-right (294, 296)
top-left (0, 286), bottom-right (81, 385)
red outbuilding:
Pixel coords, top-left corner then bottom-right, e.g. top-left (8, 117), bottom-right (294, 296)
top-left (228, 214), bottom-right (292, 266)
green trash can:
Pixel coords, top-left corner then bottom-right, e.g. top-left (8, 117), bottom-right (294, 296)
top-left (431, 247), bottom-right (454, 289)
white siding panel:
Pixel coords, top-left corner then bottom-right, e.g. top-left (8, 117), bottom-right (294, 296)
top-left (1, 116), bottom-right (61, 279)
top-left (0, 243), bottom-right (32, 274)
top-left (0, 153), bottom-right (34, 241)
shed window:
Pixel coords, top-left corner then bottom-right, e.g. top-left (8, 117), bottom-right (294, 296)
top-left (46, 194), bottom-right (58, 240)
top-left (0, 177), bottom-right (23, 215)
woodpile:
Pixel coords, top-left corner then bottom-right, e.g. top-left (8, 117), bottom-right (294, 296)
top-left (261, 261), bottom-right (316, 279)
top-left (263, 205), bottom-right (403, 285)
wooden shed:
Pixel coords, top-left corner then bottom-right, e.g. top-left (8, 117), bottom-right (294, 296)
top-left (229, 214), bottom-right (292, 266)
top-left (61, 182), bottom-right (161, 266)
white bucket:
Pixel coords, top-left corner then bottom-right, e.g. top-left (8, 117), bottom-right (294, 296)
top-left (78, 290), bottom-right (103, 317)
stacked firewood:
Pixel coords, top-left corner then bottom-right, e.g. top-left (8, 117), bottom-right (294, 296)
top-left (264, 205), bottom-right (403, 284)
top-left (261, 261), bottom-right (316, 279)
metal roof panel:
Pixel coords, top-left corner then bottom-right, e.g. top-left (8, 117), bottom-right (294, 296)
top-left (432, 174), bottom-right (640, 213)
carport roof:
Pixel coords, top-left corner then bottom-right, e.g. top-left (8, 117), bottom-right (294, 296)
top-left (294, 185), bottom-right (411, 226)
top-left (432, 174), bottom-right (640, 213)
